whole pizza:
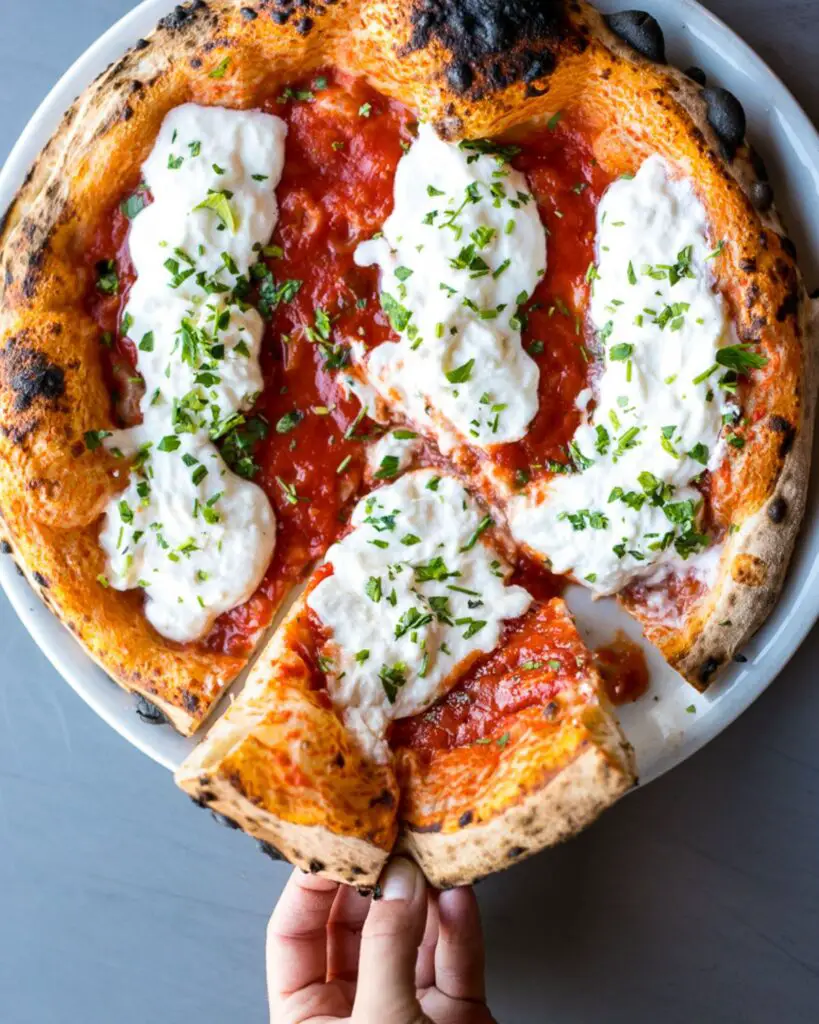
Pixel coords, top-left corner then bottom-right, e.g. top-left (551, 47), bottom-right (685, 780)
top-left (0, 0), bottom-right (815, 888)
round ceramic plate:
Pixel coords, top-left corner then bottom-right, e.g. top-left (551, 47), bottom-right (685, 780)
top-left (1, 0), bottom-right (818, 778)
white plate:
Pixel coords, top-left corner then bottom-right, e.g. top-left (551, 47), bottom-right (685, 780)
top-left (1, 0), bottom-right (818, 779)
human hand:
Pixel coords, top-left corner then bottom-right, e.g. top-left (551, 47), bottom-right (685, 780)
top-left (267, 856), bottom-right (498, 1023)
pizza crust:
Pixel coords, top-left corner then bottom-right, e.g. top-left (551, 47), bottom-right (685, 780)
top-left (399, 740), bottom-right (632, 888)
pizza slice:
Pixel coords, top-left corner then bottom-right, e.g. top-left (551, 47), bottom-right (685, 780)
top-left (176, 469), bottom-right (635, 884)
top-left (393, 599), bottom-right (634, 887)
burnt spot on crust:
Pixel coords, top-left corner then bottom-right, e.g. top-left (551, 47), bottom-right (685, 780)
top-left (159, 0), bottom-right (208, 31)
top-left (699, 657), bottom-right (721, 685)
top-left (702, 86), bottom-right (746, 160)
top-left (240, 6), bottom-right (258, 19)
top-left (135, 694), bottom-right (169, 725)
top-left (358, 883), bottom-right (383, 899)
top-left (780, 235), bottom-right (798, 260)
top-left (776, 290), bottom-right (799, 323)
top-left (258, 839), bottom-right (286, 861)
top-left (750, 181), bottom-right (774, 213)
top-left (32, 571), bottom-right (49, 588)
top-left (211, 811), bottom-right (240, 829)
top-left (309, 858), bottom-right (325, 874)
top-left (182, 689), bottom-right (201, 714)
top-left (507, 845), bottom-right (526, 859)
top-left (739, 257), bottom-right (757, 274)
top-left (351, 865), bottom-right (366, 876)
top-left (605, 10), bottom-right (666, 63)
top-left (770, 414), bottom-right (796, 456)
top-left (2, 342), bottom-right (65, 413)
top-left (734, 653), bottom-right (748, 663)
top-left (407, 0), bottom-right (569, 96)
top-left (768, 496), bottom-right (787, 524)
top-left (458, 810), bottom-right (474, 827)
top-left (0, 541), bottom-right (11, 555)
top-left (369, 788), bottom-right (395, 809)
top-left (134, 38), bottom-right (150, 51)
top-left (295, 16), bottom-right (313, 35)
top-left (685, 65), bottom-right (706, 85)
top-left (409, 820), bottom-right (443, 834)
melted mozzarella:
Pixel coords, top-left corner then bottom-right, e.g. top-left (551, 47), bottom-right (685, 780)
top-left (510, 156), bottom-right (731, 594)
top-left (366, 429), bottom-right (421, 478)
top-left (98, 105), bottom-right (284, 642)
top-left (307, 469), bottom-right (532, 760)
top-left (353, 123), bottom-right (546, 451)
top-left (99, 429), bottom-right (275, 642)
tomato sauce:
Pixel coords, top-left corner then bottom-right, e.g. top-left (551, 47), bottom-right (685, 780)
top-left (80, 70), bottom-right (648, 682)
top-left (593, 631), bottom-right (650, 705)
top-left (490, 121), bottom-right (614, 486)
top-left (390, 603), bottom-right (584, 753)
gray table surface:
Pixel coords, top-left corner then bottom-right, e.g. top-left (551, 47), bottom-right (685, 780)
top-left (2, 2), bottom-right (819, 1022)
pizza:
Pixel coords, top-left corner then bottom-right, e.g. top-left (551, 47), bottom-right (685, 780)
top-left (0, 0), bottom-right (815, 885)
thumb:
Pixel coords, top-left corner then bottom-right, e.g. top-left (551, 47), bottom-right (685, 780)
top-left (353, 857), bottom-right (429, 1023)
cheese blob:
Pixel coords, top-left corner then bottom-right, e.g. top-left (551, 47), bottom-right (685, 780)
top-left (510, 156), bottom-right (733, 594)
top-left (307, 469), bottom-right (532, 761)
top-left (98, 104), bottom-right (284, 642)
top-left (353, 123), bottom-right (546, 451)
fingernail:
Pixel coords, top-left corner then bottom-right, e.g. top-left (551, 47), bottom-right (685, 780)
top-left (381, 857), bottom-right (420, 902)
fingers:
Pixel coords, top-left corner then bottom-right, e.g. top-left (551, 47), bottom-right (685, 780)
top-left (415, 892), bottom-right (440, 992)
top-left (433, 886), bottom-right (486, 1002)
top-left (327, 882), bottom-right (372, 983)
top-left (352, 857), bottom-right (428, 1023)
top-left (267, 869), bottom-right (338, 1000)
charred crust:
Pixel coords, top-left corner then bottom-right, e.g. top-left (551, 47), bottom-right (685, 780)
top-left (605, 10), bottom-right (666, 64)
top-left (182, 689), bottom-right (201, 713)
top-left (211, 811), bottom-right (240, 829)
top-left (270, 10), bottom-right (289, 24)
top-left (134, 38), bottom-right (150, 51)
top-left (258, 839), bottom-right (286, 861)
top-left (699, 657), bottom-right (721, 685)
top-left (158, 1), bottom-right (208, 32)
top-left (734, 653), bottom-right (748, 663)
top-left (685, 65), bottom-right (706, 85)
top-left (458, 810), bottom-right (474, 827)
top-left (768, 496), bottom-right (787, 524)
top-left (333, 751), bottom-right (346, 768)
top-left (409, 820), bottom-right (443, 834)
top-left (507, 845), bottom-right (526, 858)
top-left (702, 86), bottom-right (746, 160)
top-left (750, 180), bottom-right (774, 212)
top-left (739, 257), bottom-right (757, 273)
top-left (308, 858), bottom-right (325, 873)
top-left (135, 694), bottom-right (168, 724)
top-left (368, 788), bottom-right (395, 808)
top-left (2, 342), bottom-right (65, 412)
top-left (32, 571), bottom-right (49, 588)
top-left (295, 16), bottom-right (313, 35)
top-left (770, 415), bottom-right (796, 456)
top-left (446, 61), bottom-right (474, 94)
top-left (0, 541), bottom-right (11, 555)
top-left (407, 0), bottom-right (568, 96)
top-left (240, 6), bottom-right (258, 18)
top-left (351, 865), bottom-right (365, 876)
top-left (780, 235), bottom-right (798, 260)
top-left (776, 290), bottom-right (799, 322)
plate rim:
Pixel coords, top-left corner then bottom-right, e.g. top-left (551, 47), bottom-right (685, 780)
top-left (1, 0), bottom-right (818, 781)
